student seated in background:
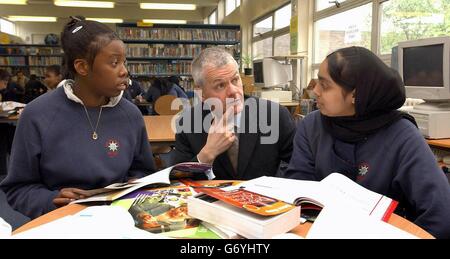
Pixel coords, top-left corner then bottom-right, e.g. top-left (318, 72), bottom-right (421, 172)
top-left (44, 65), bottom-right (63, 90)
top-left (0, 69), bottom-right (8, 100)
top-left (0, 70), bottom-right (17, 177)
top-left (123, 77), bottom-right (148, 115)
top-left (145, 77), bottom-right (185, 115)
top-left (124, 77), bottom-right (144, 102)
top-left (0, 69), bottom-right (25, 103)
top-left (24, 74), bottom-right (47, 103)
top-left (0, 16), bottom-right (155, 219)
top-left (11, 70), bottom-right (28, 90)
top-left (173, 47), bottom-right (295, 180)
top-left (168, 76), bottom-right (188, 99)
top-left (146, 77), bottom-right (189, 102)
top-left (284, 46), bottom-right (450, 239)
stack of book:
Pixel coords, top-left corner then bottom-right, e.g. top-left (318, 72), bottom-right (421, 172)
top-left (186, 181), bottom-right (301, 239)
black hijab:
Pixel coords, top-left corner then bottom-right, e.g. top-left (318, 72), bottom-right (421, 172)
top-left (321, 46), bottom-right (417, 143)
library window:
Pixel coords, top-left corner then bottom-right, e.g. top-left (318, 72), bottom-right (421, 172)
top-left (208, 10), bottom-right (217, 25)
top-left (253, 16), bottom-right (273, 37)
top-left (274, 4), bottom-right (291, 30)
top-left (274, 33), bottom-right (290, 56)
top-left (253, 37), bottom-right (273, 59)
top-left (312, 0), bottom-right (450, 71)
top-left (312, 68), bottom-right (319, 79)
top-left (0, 18), bottom-right (15, 35)
top-left (380, 0), bottom-right (450, 54)
top-left (252, 2), bottom-right (292, 59)
top-left (226, 0), bottom-right (241, 16)
top-left (313, 3), bottom-right (372, 64)
top-left (315, 0), bottom-right (350, 11)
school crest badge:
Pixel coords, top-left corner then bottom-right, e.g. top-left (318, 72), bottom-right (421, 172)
top-left (106, 139), bottom-right (120, 157)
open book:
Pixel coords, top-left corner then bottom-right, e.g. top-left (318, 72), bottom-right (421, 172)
top-left (238, 173), bottom-right (398, 222)
top-left (71, 162), bottom-right (214, 204)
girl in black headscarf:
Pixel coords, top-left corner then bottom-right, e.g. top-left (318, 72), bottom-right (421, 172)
top-left (285, 46), bottom-right (450, 238)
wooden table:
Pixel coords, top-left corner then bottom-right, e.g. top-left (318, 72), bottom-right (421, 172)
top-left (427, 138), bottom-right (450, 149)
top-left (279, 101), bottom-right (300, 107)
top-left (13, 203), bottom-right (434, 239)
top-left (13, 181), bottom-right (434, 239)
top-left (279, 101), bottom-right (300, 116)
top-left (0, 114), bottom-right (19, 125)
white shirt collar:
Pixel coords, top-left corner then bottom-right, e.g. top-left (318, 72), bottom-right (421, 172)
top-left (61, 79), bottom-right (123, 108)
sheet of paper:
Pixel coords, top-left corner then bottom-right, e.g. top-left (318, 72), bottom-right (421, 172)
top-left (306, 204), bottom-right (418, 239)
top-left (13, 206), bottom-right (166, 239)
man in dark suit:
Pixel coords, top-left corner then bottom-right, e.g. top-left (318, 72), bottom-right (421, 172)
top-left (173, 47), bottom-right (295, 180)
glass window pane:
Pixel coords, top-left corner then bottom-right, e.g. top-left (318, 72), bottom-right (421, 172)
top-left (253, 16), bottom-right (273, 37)
top-left (236, 0), bottom-right (240, 8)
top-left (275, 4), bottom-right (291, 30)
top-left (226, 0), bottom-right (236, 16)
top-left (315, 0), bottom-right (349, 11)
top-left (312, 68), bottom-right (319, 79)
top-left (209, 11), bottom-right (217, 25)
top-left (313, 3), bottom-right (372, 64)
top-left (0, 18), bottom-right (15, 35)
top-left (274, 33), bottom-right (290, 56)
top-left (253, 38), bottom-right (273, 59)
top-left (380, 0), bottom-right (450, 55)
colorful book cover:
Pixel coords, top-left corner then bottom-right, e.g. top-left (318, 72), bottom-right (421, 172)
top-left (112, 183), bottom-right (223, 239)
top-left (181, 179), bottom-right (296, 217)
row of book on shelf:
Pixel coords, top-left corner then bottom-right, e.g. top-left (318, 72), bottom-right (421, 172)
top-left (0, 45), bottom-right (61, 55)
top-left (0, 57), bottom-right (26, 66)
top-left (130, 76), bottom-right (194, 96)
top-left (117, 27), bottom-right (240, 42)
top-left (126, 44), bottom-right (238, 59)
top-left (0, 56), bottom-right (62, 66)
top-left (128, 61), bottom-right (191, 75)
top-left (13, 162), bottom-right (417, 239)
top-left (28, 56), bottom-right (62, 66)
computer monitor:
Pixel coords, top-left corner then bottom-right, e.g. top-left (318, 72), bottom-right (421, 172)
top-left (398, 36), bottom-right (450, 111)
top-left (253, 58), bottom-right (292, 88)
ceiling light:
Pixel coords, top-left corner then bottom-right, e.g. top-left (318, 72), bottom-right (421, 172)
top-left (142, 19), bottom-right (187, 24)
top-left (54, 0), bottom-right (114, 8)
top-left (7, 16), bottom-right (57, 22)
top-left (86, 18), bottom-right (123, 23)
top-left (140, 3), bottom-right (196, 10)
top-left (0, 0), bottom-right (26, 4)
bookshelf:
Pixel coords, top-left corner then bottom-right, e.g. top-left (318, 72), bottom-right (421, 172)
top-left (117, 23), bottom-right (241, 92)
top-left (0, 44), bottom-right (62, 78)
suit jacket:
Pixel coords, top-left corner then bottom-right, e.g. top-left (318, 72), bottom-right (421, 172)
top-left (173, 97), bottom-right (296, 180)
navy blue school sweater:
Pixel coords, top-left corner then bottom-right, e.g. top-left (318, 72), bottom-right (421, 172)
top-left (0, 82), bottom-right (155, 219)
top-left (285, 111), bottom-right (450, 239)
